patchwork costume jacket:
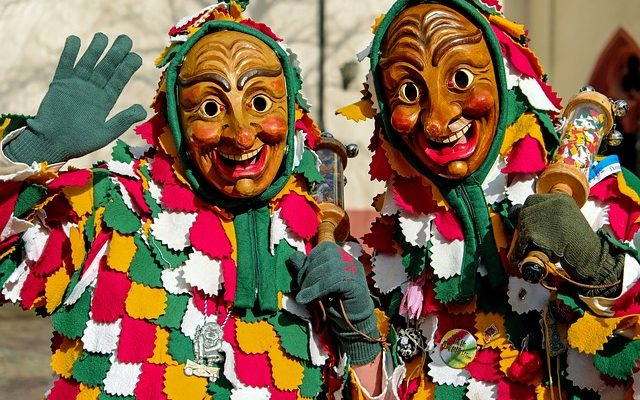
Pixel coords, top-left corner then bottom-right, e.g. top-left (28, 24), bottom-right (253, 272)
top-left (341, 0), bottom-right (640, 398)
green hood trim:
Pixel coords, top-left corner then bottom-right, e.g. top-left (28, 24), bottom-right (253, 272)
top-left (369, 0), bottom-right (510, 187)
top-left (164, 20), bottom-right (301, 210)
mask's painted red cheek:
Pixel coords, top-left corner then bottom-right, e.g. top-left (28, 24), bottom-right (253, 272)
top-left (391, 106), bottom-right (419, 135)
top-left (259, 116), bottom-right (288, 143)
top-left (270, 79), bottom-right (286, 93)
top-left (463, 89), bottom-right (495, 119)
top-left (189, 121), bottom-right (223, 143)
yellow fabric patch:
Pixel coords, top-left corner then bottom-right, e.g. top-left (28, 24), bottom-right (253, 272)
top-left (498, 345), bottom-right (519, 375)
top-left (45, 266), bottom-right (71, 314)
top-left (0, 117), bottom-right (11, 138)
top-left (489, 210), bottom-right (509, 251)
top-left (149, 326), bottom-right (177, 366)
top-left (381, 139), bottom-right (420, 179)
top-left (375, 308), bottom-right (390, 341)
top-left (69, 223), bottom-right (86, 271)
top-left (371, 13), bottom-right (386, 33)
top-left (126, 283), bottom-right (167, 320)
top-left (567, 312), bottom-right (621, 354)
top-left (93, 207), bottom-right (105, 238)
top-left (488, 14), bottom-right (527, 39)
top-left (0, 245), bottom-right (16, 261)
top-left (474, 312), bottom-right (507, 349)
top-left (446, 296), bottom-right (477, 315)
top-left (220, 215), bottom-right (237, 264)
top-left (500, 113), bottom-right (545, 157)
top-left (164, 364), bottom-right (208, 400)
top-left (77, 385), bottom-right (100, 400)
top-left (50, 337), bottom-right (83, 378)
top-left (617, 173), bottom-right (640, 208)
top-left (63, 181), bottom-right (93, 217)
top-left (107, 231), bottom-right (137, 273)
top-left (236, 320), bottom-right (278, 354)
top-left (414, 373), bottom-right (436, 400)
top-left (335, 99), bottom-right (376, 122)
top-left (270, 344), bottom-right (305, 391)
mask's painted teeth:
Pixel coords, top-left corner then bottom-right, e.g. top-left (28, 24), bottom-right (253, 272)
top-left (430, 119), bottom-right (472, 144)
top-left (217, 146), bottom-right (262, 162)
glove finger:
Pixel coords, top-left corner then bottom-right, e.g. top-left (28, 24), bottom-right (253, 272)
top-left (105, 104), bottom-right (147, 140)
top-left (53, 35), bottom-right (81, 80)
top-left (92, 34), bottom-right (134, 88)
top-left (104, 52), bottom-right (143, 104)
top-left (296, 280), bottom-right (345, 305)
top-left (74, 32), bottom-right (109, 79)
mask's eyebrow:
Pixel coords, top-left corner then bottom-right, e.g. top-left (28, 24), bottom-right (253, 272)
top-left (380, 50), bottom-right (426, 71)
top-left (237, 67), bottom-right (283, 90)
top-left (179, 73), bottom-right (231, 92)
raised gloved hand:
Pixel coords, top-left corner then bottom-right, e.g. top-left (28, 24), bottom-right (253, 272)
top-left (513, 193), bottom-right (624, 297)
top-left (289, 242), bottom-right (382, 365)
top-left (4, 33), bottom-right (147, 164)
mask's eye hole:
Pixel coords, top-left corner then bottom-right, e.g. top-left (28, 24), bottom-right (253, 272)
top-left (250, 95), bottom-right (272, 113)
top-left (200, 100), bottom-right (223, 118)
top-left (399, 82), bottom-right (420, 103)
top-left (450, 69), bottom-right (474, 90)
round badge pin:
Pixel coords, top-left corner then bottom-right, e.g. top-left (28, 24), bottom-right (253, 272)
top-left (439, 329), bottom-right (477, 368)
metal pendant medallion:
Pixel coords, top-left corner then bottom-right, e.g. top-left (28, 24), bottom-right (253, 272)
top-left (184, 321), bottom-right (226, 382)
top-left (396, 327), bottom-right (424, 360)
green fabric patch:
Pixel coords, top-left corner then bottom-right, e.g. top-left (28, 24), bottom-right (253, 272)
top-left (72, 352), bottom-right (111, 387)
top-left (504, 311), bottom-right (541, 349)
top-left (14, 184), bottom-right (47, 218)
top-left (129, 235), bottom-right (162, 287)
top-left (240, 307), bottom-right (272, 323)
top-left (434, 277), bottom-right (461, 304)
top-left (554, 293), bottom-right (584, 318)
top-left (434, 383), bottom-right (466, 399)
top-left (401, 241), bottom-right (427, 279)
top-left (111, 139), bottom-right (134, 164)
top-left (168, 329), bottom-right (195, 363)
top-left (52, 288), bottom-right (92, 339)
top-left (148, 235), bottom-right (189, 269)
top-left (98, 394), bottom-right (135, 400)
top-left (384, 288), bottom-right (404, 319)
top-left (532, 108), bottom-right (560, 158)
top-left (593, 335), bottom-right (640, 379)
top-left (274, 241), bottom-right (296, 294)
top-left (504, 88), bottom-right (528, 129)
top-left (269, 311), bottom-right (310, 361)
top-left (153, 294), bottom-right (189, 330)
top-left (84, 213), bottom-right (96, 246)
top-left (299, 363), bottom-right (323, 398)
top-left (208, 373), bottom-right (233, 399)
top-left (92, 168), bottom-right (116, 209)
top-left (468, 0), bottom-right (501, 15)
top-left (103, 194), bottom-right (141, 235)
top-left (138, 164), bottom-right (162, 218)
top-left (0, 255), bottom-right (17, 289)
top-left (293, 149), bottom-right (323, 184)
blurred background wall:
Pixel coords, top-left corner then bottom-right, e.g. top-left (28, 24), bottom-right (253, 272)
top-left (1, 1), bottom-right (639, 397)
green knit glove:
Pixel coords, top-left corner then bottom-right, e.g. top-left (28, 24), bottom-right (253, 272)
top-left (514, 193), bottom-right (624, 297)
top-left (4, 33), bottom-right (147, 164)
top-left (289, 242), bottom-right (381, 365)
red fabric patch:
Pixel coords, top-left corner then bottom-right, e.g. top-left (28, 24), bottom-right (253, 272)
top-left (117, 316), bottom-right (157, 363)
top-left (467, 348), bottom-right (503, 382)
top-left (19, 272), bottom-right (46, 310)
top-left (369, 146), bottom-right (393, 182)
top-left (0, 181), bottom-right (22, 230)
top-left (608, 199), bottom-right (640, 242)
top-left (279, 192), bottom-right (319, 240)
top-left (295, 113), bottom-right (320, 149)
top-left (497, 379), bottom-right (536, 400)
top-left (434, 313), bottom-right (475, 343)
top-left (421, 277), bottom-right (442, 317)
top-left (117, 176), bottom-right (151, 216)
top-left (433, 210), bottom-right (464, 241)
top-left (492, 27), bottom-right (540, 79)
top-left (43, 195), bottom-right (78, 224)
top-left (134, 113), bottom-right (164, 147)
top-left (270, 388), bottom-right (298, 400)
top-left (189, 209), bottom-right (232, 260)
top-left (31, 226), bottom-right (68, 277)
top-left (397, 377), bottom-right (419, 399)
top-left (82, 231), bottom-right (112, 275)
top-left (134, 363), bottom-right (167, 400)
top-left (91, 265), bottom-right (131, 323)
top-left (613, 280), bottom-right (640, 316)
top-left (48, 169), bottom-right (91, 190)
top-left (502, 135), bottom-right (547, 174)
top-left (235, 348), bottom-right (273, 388)
top-left (47, 377), bottom-right (80, 400)
top-left (241, 19), bottom-right (283, 42)
top-left (150, 153), bottom-right (179, 186)
top-left (393, 177), bottom-right (437, 215)
top-left (192, 289), bottom-right (220, 317)
top-left (362, 216), bottom-right (396, 254)
top-left (160, 183), bottom-right (200, 213)
top-left (221, 258), bottom-right (237, 303)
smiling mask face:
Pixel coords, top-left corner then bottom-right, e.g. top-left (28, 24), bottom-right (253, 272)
top-left (380, 4), bottom-right (499, 179)
top-left (178, 31), bottom-right (288, 198)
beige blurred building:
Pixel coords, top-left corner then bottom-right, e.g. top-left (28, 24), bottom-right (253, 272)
top-left (0, 1), bottom-right (639, 394)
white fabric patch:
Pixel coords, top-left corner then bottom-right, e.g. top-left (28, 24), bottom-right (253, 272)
top-left (107, 160), bottom-right (138, 179)
top-left (23, 223), bottom-right (49, 262)
top-left (151, 211), bottom-right (197, 251)
top-left (230, 386), bottom-right (271, 400)
top-left (366, 72), bottom-right (380, 112)
top-left (1, 261), bottom-right (29, 303)
top-left (357, 42), bottom-right (372, 62)
top-left (113, 178), bottom-right (138, 216)
top-left (180, 298), bottom-right (206, 340)
top-left (621, 253), bottom-right (640, 295)
top-left (342, 240), bottom-right (363, 259)
top-left (465, 378), bottom-right (498, 399)
top-left (82, 317), bottom-right (122, 354)
top-left (147, 179), bottom-right (163, 205)
top-left (399, 212), bottom-right (434, 248)
top-left (372, 253), bottom-right (409, 294)
top-left (418, 315), bottom-right (438, 351)
top-left (65, 239), bottom-right (110, 306)
top-left (380, 183), bottom-right (400, 216)
top-left (597, 384), bottom-right (626, 399)
top-left (281, 294), bottom-right (311, 320)
top-left (566, 348), bottom-right (604, 392)
top-left (161, 266), bottom-right (190, 295)
top-left (220, 341), bottom-right (239, 388)
top-left (181, 251), bottom-right (223, 297)
top-left (504, 60), bottom-right (559, 112)
top-left (0, 215), bottom-right (33, 242)
top-left (427, 345), bottom-right (471, 386)
top-left (0, 127), bottom-right (45, 181)
top-left (308, 323), bottom-right (330, 367)
top-left (431, 226), bottom-right (464, 279)
top-left (507, 276), bottom-right (551, 314)
top-left (103, 357), bottom-right (142, 396)
top-left (292, 129), bottom-right (306, 170)
top-left (581, 199), bottom-right (609, 232)
top-left (269, 209), bottom-right (305, 255)
top-left (632, 368), bottom-right (640, 400)
top-left (482, 158), bottom-right (507, 205)
top-left (506, 174), bottom-right (536, 206)
top-left (129, 144), bottom-right (152, 159)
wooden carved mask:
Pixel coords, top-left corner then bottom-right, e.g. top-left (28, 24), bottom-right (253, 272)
top-left (178, 31), bottom-right (288, 198)
top-left (380, 4), bottom-right (499, 179)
